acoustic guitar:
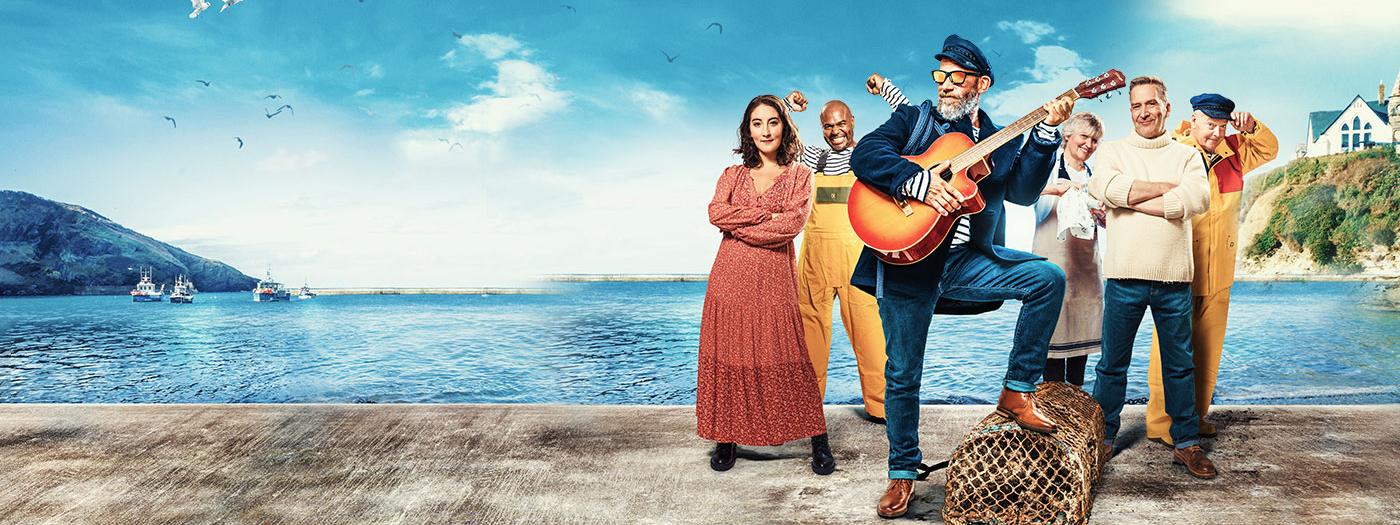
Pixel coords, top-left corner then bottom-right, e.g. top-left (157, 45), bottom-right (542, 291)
top-left (847, 69), bottom-right (1126, 265)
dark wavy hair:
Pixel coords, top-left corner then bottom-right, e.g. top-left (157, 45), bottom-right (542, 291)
top-left (733, 94), bottom-right (802, 168)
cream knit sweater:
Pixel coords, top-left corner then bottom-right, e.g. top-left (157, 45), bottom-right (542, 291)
top-left (1087, 131), bottom-right (1210, 283)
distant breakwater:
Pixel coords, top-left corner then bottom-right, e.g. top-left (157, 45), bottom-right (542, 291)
top-left (543, 274), bottom-right (708, 282)
top-left (313, 287), bottom-right (555, 295)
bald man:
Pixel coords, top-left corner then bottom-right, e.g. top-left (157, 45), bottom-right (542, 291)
top-left (783, 83), bottom-right (909, 421)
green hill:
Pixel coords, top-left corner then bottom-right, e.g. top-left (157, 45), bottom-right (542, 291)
top-left (0, 190), bottom-right (256, 295)
top-left (1243, 148), bottom-right (1400, 272)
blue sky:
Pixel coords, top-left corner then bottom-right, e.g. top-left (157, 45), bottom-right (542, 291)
top-left (1, 0), bottom-right (1396, 286)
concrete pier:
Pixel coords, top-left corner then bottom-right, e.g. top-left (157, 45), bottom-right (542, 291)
top-left (0, 404), bottom-right (1395, 524)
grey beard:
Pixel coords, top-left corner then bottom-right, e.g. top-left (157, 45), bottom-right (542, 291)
top-left (938, 93), bottom-right (980, 121)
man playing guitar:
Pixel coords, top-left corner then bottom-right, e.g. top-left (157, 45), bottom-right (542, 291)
top-left (849, 34), bottom-right (1075, 518)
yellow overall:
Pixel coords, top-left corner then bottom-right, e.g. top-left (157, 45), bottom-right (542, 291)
top-left (1146, 121), bottom-right (1277, 443)
top-left (797, 171), bottom-right (887, 418)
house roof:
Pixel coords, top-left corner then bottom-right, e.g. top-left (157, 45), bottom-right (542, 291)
top-left (1310, 95), bottom-right (1389, 141)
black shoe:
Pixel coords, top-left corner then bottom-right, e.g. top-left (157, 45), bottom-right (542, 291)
top-left (710, 442), bottom-right (737, 472)
top-left (810, 433), bottom-right (836, 475)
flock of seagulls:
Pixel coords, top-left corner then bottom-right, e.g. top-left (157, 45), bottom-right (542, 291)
top-left (163, 85), bottom-right (296, 150)
top-left (660, 21), bottom-right (724, 64)
top-left (188, 0), bottom-right (242, 19)
top-left (176, 2), bottom-right (722, 153)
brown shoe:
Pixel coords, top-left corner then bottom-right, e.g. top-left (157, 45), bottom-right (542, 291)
top-left (877, 479), bottom-right (914, 519)
top-left (1199, 421), bottom-right (1218, 438)
top-left (995, 388), bottom-right (1058, 434)
top-left (1172, 445), bottom-right (1218, 479)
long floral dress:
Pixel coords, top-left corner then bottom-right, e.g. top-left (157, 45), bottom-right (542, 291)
top-left (696, 162), bottom-right (827, 446)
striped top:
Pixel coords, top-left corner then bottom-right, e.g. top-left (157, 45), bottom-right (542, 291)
top-left (788, 80), bottom-right (911, 176)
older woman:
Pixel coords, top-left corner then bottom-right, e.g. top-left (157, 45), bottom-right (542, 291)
top-left (697, 94), bottom-right (833, 475)
top-left (1032, 112), bottom-right (1105, 387)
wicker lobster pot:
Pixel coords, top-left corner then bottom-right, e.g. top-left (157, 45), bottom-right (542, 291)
top-left (941, 382), bottom-right (1106, 525)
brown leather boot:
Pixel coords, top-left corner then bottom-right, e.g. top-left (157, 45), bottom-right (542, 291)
top-left (1199, 420), bottom-right (1218, 438)
top-left (995, 388), bottom-right (1058, 434)
top-left (876, 479), bottom-right (914, 519)
top-left (1172, 445), bottom-right (1218, 479)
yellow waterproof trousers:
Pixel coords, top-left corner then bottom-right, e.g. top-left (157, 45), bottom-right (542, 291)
top-left (1146, 288), bottom-right (1230, 442)
top-left (797, 173), bottom-right (887, 418)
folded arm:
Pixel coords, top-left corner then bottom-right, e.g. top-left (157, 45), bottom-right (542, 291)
top-left (708, 167), bottom-right (771, 232)
top-left (732, 168), bottom-right (814, 248)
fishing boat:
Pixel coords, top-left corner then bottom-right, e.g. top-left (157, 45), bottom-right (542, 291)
top-left (130, 267), bottom-right (165, 302)
top-left (253, 269), bottom-right (291, 302)
top-left (298, 280), bottom-right (317, 300)
top-left (169, 275), bottom-right (196, 304)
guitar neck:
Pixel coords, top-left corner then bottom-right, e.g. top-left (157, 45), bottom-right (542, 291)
top-left (950, 88), bottom-right (1078, 173)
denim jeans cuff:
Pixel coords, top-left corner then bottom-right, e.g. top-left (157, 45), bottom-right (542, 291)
top-left (1175, 439), bottom-right (1200, 450)
top-left (889, 470), bottom-right (918, 480)
top-left (1004, 380), bottom-right (1037, 393)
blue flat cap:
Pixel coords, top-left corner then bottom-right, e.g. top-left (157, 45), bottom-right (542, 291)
top-left (934, 34), bottom-right (994, 87)
top-left (1190, 93), bottom-right (1235, 119)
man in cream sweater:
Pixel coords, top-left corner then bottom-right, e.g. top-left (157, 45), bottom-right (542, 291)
top-left (1086, 76), bottom-right (1218, 479)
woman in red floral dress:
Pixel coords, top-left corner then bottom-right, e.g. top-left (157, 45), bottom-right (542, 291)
top-left (696, 94), bottom-right (834, 475)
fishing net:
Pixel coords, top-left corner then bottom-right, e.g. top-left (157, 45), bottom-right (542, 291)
top-left (941, 382), bottom-right (1106, 525)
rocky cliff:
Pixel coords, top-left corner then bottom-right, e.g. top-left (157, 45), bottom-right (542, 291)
top-left (0, 190), bottom-right (256, 295)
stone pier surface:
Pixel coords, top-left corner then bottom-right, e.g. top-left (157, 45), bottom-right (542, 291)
top-left (0, 404), bottom-right (1395, 524)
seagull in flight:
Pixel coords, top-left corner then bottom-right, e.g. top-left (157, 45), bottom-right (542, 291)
top-left (706, 22), bottom-right (723, 34)
top-left (195, 79), bottom-right (210, 87)
top-left (264, 94), bottom-right (281, 100)
top-left (189, 0), bottom-right (210, 18)
top-left (561, 4), bottom-right (575, 12)
top-left (163, 116), bottom-right (177, 128)
top-left (660, 50), bottom-right (678, 63)
top-left (234, 136), bottom-right (244, 149)
top-left (219, 0), bottom-right (242, 13)
top-left (449, 142), bottom-right (463, 151)
top-left (264, 105), bottom-right (293, 119)
top-left (452, 31), bottom-right (462, 39)
top-left (339, 64), bottom-right (355, 71)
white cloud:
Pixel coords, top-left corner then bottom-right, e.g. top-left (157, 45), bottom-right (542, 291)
top-left (354, 88), bottom-right (375, 97)
top-left (444, 59), bottom-right (567, 134)
top-left (455, 33), bottom-right (530, 60)
top-left (256, 148), bottom-right (329, 173)
top-left (629, 86), bottom-right (683, 120)
top-left (367, 64), bottom-right (384, 78)
top-left (997, 20), bottom-right (1056, 44)
top-left (1168, 0), bottom-right (1393, 32)
top-left (983, 45), bottom-right (1093, 119)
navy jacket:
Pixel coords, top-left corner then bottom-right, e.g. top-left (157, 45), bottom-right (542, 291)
top-left (849, 103), bottom-right (1059, 306)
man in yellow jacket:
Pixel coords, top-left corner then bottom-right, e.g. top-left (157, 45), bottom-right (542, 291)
top-left (1146, 93), bottom-right (1277, 445)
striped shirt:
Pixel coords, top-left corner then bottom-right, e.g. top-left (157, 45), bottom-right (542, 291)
top-left (787, 81), bottom-right (911, 175)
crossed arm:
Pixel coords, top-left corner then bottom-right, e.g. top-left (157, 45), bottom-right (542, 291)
top-left (1087, 149), bottom-right (1210, 220)
top-left (707, 166), bottom-right (814, 248)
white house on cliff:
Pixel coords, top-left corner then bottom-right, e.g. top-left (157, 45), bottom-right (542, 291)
top-left (1302, 71), bottom-right (1400, 157)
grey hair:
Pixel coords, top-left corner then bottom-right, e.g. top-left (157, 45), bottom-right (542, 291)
top-left (1060, 112), bottom-right (1104, 139)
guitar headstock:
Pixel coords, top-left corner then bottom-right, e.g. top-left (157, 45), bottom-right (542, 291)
top-left (1074, 69), bottom-right (1126, 100)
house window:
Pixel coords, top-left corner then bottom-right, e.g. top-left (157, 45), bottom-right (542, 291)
top-left (1355, 133), bottom-right (1362, 148)
top-left (1354, 116), bottom-right (1362, 129)
top-left (1364, 132), bottom-right (1372, 146)
top-left (1342, 133), bottom-right (1350, 149)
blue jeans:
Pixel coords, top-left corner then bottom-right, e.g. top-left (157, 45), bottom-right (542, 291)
top-left (1092, 279), bottom-right (1200, 449)
top-left (879, 247), bottom-right (1065, 479)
